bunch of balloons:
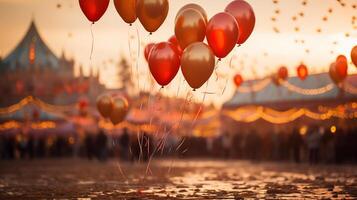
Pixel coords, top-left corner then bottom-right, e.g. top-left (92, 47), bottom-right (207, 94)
top-left (96, 94), bottom-right (129, 125)
top-left (79, 0), bottom-right (169, 33)
top-left (329, 55), bottom-right (348, 84)
top-left (145, 0), bottom-right (255, 90)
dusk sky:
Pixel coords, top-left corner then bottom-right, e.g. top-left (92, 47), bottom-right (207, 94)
top-left (0, 0), bottom-right (356, 106)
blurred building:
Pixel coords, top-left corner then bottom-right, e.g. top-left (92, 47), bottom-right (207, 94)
top-left (0, 20), bottom-right (105, 107)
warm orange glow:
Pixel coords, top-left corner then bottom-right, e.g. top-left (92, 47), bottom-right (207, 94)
top-left (330, 125), bottom-right (337, 133)
top-left (29, 42), bottom-right (35, 64)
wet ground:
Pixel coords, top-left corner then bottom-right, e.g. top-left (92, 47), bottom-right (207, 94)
top-left (0, 159), bottom-right (356, 199)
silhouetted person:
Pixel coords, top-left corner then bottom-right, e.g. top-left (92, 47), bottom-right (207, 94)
top-left (142, 132), bottom-right (153, 162)
top-left (96, 130), bottom-right (108, 162)
top-left (120, 128), bottom-right (130, 161)
top-left (84, 134), bottom-right (95, 160)
top-left (36, 137), bottom-right (46, 158)
top-left (290, 128), bottom-right (303, 163)
top-left (307, 127), bottom-right (321, 165)
top-left (28, 135), bottom-right (35, 159)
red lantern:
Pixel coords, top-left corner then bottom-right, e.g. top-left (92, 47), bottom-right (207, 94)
top-left (79, 0), bottom-right (110, 23)
top-left (278, 66), bottom-right (288, 80)
top-left (233, 74), bottom-right (243, 87)
top-left (335, 55), bottom-right (348, 79)
top-left (297, 64), bottom-right (308, 80)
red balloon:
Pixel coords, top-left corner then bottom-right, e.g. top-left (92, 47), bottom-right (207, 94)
top-left (335, 55), bottom-right (348, 79)
top-left (206, 12), bottom-right (239, 59)
top-left (297, 64), bottom-right (308, 80)
top-left (168, 35), bottom-right (183, 56)
top-left (144, 43), bottom-right (155, 61)
top-left (278, 66), bottom-right (288, 80)
top-left (148, 42), bottom-right (181, 87)
top-left (225, 0), bottom-right (256, 45)
top-left (233, 74), bottom-right (243, 87)
top-left (79, 0), bottom-right (110, 23)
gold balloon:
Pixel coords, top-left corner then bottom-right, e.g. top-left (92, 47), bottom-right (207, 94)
top-left (176, 4), bottom-right (207, 24)
top-left (109, 97), bottom-right (129, 125)
top-left (351, 45), bottom-right (357, 67)
top-left (181, 42), bottom-right (216, 90)
top-left (114, 0), bottom-right (137, 24)
top-left (175, 8), bottom-right (206, 50)
top-left (96, 94), bottom-right (113, 118)
top-left (136, 0), bottom-right (169, 33)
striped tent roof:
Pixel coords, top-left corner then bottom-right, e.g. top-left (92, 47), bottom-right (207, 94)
top-left (2, 20), bottom-right (60, 70)
top-left (224, 73), bottom-right (357, 109)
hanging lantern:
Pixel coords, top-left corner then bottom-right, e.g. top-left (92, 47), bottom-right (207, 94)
top-left (278, 66), bottom-right (289, 80)
top-left (297, 64), bottom-right (308, 80)
top-left (233, 74), bottom-right (243, 87)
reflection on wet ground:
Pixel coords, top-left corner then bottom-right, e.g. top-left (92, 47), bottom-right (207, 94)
top-left (0, 159), bottom-right (356, 199)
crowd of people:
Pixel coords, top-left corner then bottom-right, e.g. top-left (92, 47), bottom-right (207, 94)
top-left (0, 126), bottom-right (356, 164)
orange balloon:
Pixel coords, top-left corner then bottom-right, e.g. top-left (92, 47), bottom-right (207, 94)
top-left (96, 94), bottom-right (113, 118)
top-left (175, 8), bottom-right (206, 50)
top-left (206, 12), bottom-right (239, 59)
top-left (351, 45), bottom-right (357, 67)
top-left (136, 0), bottom-right (169, 33)
top-left (114, 0), bottom-right (137, 25)
top-left (225, 0), bottom-right (256, 45)
top-left (110, 97), bottom-right (129, 125)
top-left (176, 4), bottom-right (208, 24)
top-left (181, 42), bottom-right (216, 90)
top-left (233, 74), bottom-right (243, 87)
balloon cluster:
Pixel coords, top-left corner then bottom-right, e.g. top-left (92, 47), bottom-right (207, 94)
top-left (145, 0), bottom-right (256, 90)
top-left (80, 0), bottom-right (169, 34)
top-left (96, 94), bottom-right (129, 125)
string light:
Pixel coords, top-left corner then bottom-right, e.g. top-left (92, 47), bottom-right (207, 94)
top-left (281, 81), bottom-right (334, 95)
top-left (223, 102), bottom-right (357, 124)
top-left (237, 78), bottom-right (271, 93)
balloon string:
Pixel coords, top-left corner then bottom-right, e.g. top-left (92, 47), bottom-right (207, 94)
top-left (135, 25), bottom-right (141, 94)
top-left (127, 28), bottom-right (136, 95)
top-left (191, 80), bottom-right (209, 128)
top-left (90, 23), bottom-right (94, 60)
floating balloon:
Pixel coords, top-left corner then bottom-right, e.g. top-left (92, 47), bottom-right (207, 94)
top-left (79, 0), bottom-right (110, 23)
top-left (136, 0), bottom-right (169, 33)
top-left (110, 96), bottom-right (129, 125)
top-left (176, 3), bottom-right (208, 24)
top-left (96, 94), bottom-right (113, 118)
top-left (144, 43), bottom-right (155, 61)
top-left (181, 42), bottom-right (216, 90)
top-left (114, 0), bottom-right (137, 25)
top-left (278, 66), bottom-right (289, 80)
top-left (148, 42), bottom-right (181, 87)
top-left (206, 12), bottom-right (239, 59)
top-left (168, 35), bottom-right (183, 56)
top-left (351, 45), bottom-right (357, 67)
top-left (233, 74), bottom-right (243, 87)
top-left (225, 0), bottom-right (256, 45)
top-left (175, 8), bottom-right (206, 50)
top-left (297, 64), bottom-right (308, 80)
